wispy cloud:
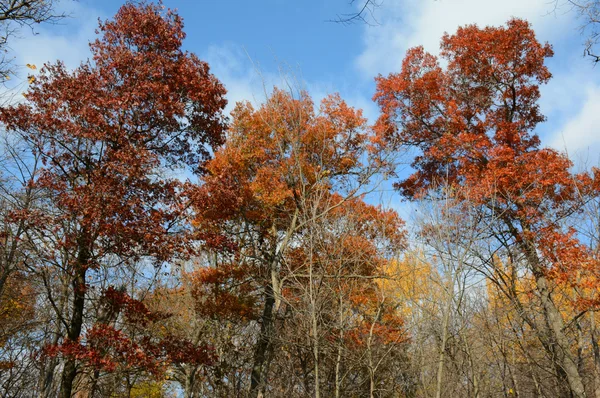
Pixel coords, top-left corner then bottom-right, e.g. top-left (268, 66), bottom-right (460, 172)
top-left (11, 1), bottom-right (104, 74)
top-left (356, 0), bottom-right (575, 78)
top-left (202, 43), bottom-right (329, 116)
top-left (548, 84), bottom-right (600, 166)
top-left (353, 0), bottom-right (600, 167)
top-left (2, 1), bottom-right (104, 103)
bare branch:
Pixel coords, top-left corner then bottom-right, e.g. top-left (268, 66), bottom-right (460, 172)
top-left (329, 0), bottom-right (383, 26)
top-left (0, 0), bottom-right (70, 82)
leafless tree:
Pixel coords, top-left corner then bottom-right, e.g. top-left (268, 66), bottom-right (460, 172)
top-left (553, 0), bottom-right (600, 61)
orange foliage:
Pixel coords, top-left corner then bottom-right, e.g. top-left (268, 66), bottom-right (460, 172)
top-left (374, 18), bottom-right (600, 303)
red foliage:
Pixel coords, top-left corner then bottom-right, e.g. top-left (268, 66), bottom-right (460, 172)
top-left (0, 3), bottom-right (227, 390)
top-left (374, 19), bottom-right (555, 200)
top-left (101, 286), bottom-right (169, 327)
top-left (1, 1), bottom-right (227, 264)
top-left (374, 18), bottom-right (600, 286)
top-left (189, 265), bottom-right (257, 321)
top-left (43, 323), bottom-right (214, 376)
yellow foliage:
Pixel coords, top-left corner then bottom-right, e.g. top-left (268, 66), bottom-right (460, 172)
top-left (129, 380), bottom-right (168, 398)
top-left (379, 252), bottom-right (441, 319)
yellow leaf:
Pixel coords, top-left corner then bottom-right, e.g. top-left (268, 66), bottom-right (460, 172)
top-left (26, 64), bottom-right (36, 70)
top-left (28, 76), bottom-right (35, 84)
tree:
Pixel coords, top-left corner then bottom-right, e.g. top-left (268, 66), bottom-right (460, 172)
top-left (556, 0), bottom-right (600, 61)
top-left (0, 106), bottom-right (45, 397)
top-left (279, 195), bottom-right (409, 398)
top-left (374, 18), bottom-right (600, 397)
top-left (0, 2), bottom-right (227, 397)
top-left (191, 86), bottom-right (404, 397)
top-left (0, 132), bottom-right (40, 321)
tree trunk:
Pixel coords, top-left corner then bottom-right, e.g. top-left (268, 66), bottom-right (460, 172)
top-left (39, 354), bottom-right (60, 398)
top-left (39, 275), bottom-right (70, 398)
top-left (59, 239), bottom-right (90, 398)
top-left (591, 311), bottom-right (600, 398)
top-left (532, 263), bottom-right (586, 398)
top-left (308, 238), bottom-right (321, 398)
top-left (506, 217), bottom-right (587, 398)
top-left (184, 366), bottom-right (196, 398)
top-left (335, 294), bottom-right (344, 398)
top-left (435, 275), bottom-right (454, 398)
top-left (250, 282), bottom-right (276, 398)
top-left (461, 329), bottom-right (480, 398)
top-left (249, 214), bottom-right (296, 397)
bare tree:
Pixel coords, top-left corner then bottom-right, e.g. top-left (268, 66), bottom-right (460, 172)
top-left (553, 0), bottom-right (600, 61)
top-left (0, 0), bottom-right (69, 82)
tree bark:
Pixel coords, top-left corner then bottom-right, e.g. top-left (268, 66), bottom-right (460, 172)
top-left (250, 282), bottom-right (276, 398)
top-left (59, 238), bottom-right (90, 398)
top-left (527, 250), bottom-right (587, 398)
top-left (501, 215), bottom-right (587, 398)
top-left (591, 311), bottom-right (600, 398)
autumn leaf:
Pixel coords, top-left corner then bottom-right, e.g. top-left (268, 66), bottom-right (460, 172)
top-left (0, 3), bottom-right (227, 397)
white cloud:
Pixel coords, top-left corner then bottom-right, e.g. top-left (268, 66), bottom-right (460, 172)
top-left (536, 46), bottom-right (600, 166)
top-left (13, 2), bottom-right (103, 68)
top-left (202, 43), bottom-right (379, 123)
top-left (356, 0), bottom-right (576, 78)
top-left (354, 0), bottom-right (600, 168)
top-left (4, 1), bottom-right (103, 98)
top-left (203, 44), bottom-right (261, 114)
top-left (203, 43), bottom-right (312, 116)
top-left (6, 6), bottom-right (280, 120)
top-left (548, 85), bottom-right (600, 166)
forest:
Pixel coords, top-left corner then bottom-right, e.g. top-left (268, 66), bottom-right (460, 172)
top-left (0, 1), bottom-right (600, 397)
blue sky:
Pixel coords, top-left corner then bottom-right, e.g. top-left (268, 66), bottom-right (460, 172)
top-left (11, 0), bottom-right (600, 217)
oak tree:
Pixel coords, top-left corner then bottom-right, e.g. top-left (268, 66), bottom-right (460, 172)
top-left (374, 18), bottom-right (600, 397)
top-left (192, 87), bottom-right (405, 397)
top-left (0, 2), bottom-right (227, 397)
